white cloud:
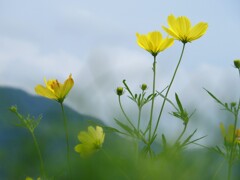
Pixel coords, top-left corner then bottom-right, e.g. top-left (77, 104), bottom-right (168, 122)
top-left (0, 36), bottom-right (85, 92)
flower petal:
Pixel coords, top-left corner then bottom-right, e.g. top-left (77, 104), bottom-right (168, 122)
top-left (35, 85), bottom-right (57, 100)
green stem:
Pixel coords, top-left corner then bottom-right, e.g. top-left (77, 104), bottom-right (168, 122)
top-left (148, 55), bottom-right (157, 141)
top-left (137, 107), bottom-right (142, 134)
top-left (152, 43), bottom-right (186, 143)
top-left (30, 131), bottom-right (46, 178)
top-left (228, 108), bottom-right (239, 180)
top-left (174, 124), bottom-right (187, 145)
top-left (60, 103), bottom-right (72, 178)
top-left (118, 96), bottom-right (136, 130)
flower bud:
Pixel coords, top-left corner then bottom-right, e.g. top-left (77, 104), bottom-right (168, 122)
top-left (116, 87), bottom-right (124, 96)
top-left (140, 83), bottom-right (148, 91)
top-left (230, 102), bottom-right (236, 107)
top-left (234, 59), bottom-right (240, 69)
top-left (9, 105), bottom-right (18, 113)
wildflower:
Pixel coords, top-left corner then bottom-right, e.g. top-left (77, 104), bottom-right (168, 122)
top-left (25, 177), bottom-right (33, 180)
top-left (136, 31), bottom-right (174, 57)
top-left (35, 74), bottom-right (74, 103)
top-left (162, 14), bottom-right (208, 43)
top-left (116, 87), bottom-right (124, 96)
top-left (233, 59), bottom-right (240, 69)
top-left (236, 129), bottom-right (240, 144)
top-left (75, 126), bottom-right (105, 157)
top-left (220, 123), bottom-right (240, 145)
top-left (25, 177), bottom-right (41, 180)
top-left (140, 84), bottom-right (148, 91)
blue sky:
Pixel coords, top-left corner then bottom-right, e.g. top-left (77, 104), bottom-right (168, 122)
top-left (1, 0), bottom-right (240, 142)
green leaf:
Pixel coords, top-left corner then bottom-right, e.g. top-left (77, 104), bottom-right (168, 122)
top-left (162, 134), bottom-right (167, 148)
top-left (157, 91), bottom-right (178, 111)
top-left (185, 135), bottom-right (207, 146)
top-left (175, 93), bottom-right (184, 112)
top-left (114, 118), bottom-right (134, 136)
top-left (204, 88), bottom-right (224, 106)
top-left (123, 79), bottom-right (134, 98)
top-left (103, 126), bottom-right (131, 137)
top-left (181, 129), bottom-right (197, 147)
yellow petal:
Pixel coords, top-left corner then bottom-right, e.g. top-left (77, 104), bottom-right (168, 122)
top-left (188, 22), bottom-right (208, 41)
top-left (60, 74), bottom-right (74, 99)
top-left (219, 123), bottom-right (226, 137)
top-left (164, 14), bottom-right (208, 43)
top-left (162, 26), bottom-right (180, 40)
top-left (35, 85), bottom-right (57, 100)
top-left (78, 131), bottom-right (95, 144)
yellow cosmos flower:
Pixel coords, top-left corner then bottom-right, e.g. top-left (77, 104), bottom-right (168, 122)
top-left (220, 123), bottom-right (240, 145)
top-left (136, 31), bottom-right (174, 57)
top-left (236, 129), bottom-right (240, 144)
top-left (75, 126), bottom-right (105, 157)
top-left (35, 74), bottom-right (74, 103)
top-left (162, 14), bottom-right (208, 43)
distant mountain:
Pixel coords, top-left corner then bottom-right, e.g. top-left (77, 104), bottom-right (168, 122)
top-left (0, 87), bottom-right (104, 179)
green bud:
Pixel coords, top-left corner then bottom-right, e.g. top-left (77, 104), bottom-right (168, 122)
top-left (116, 87), bottom-right (124, 96)
top-left (9, 105), bottom-right (18, 113)
top-left (234, 59), bottom-right (240, 69)
top-left (230, 102), bottom-right (236, 107)
top-left (140, 83), bottom-right (148, 91)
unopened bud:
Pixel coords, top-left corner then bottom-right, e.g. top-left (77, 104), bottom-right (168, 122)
top-left (9, 105), bottom-right (17, 113)
top-left (231, 102), bottom-right (236, 107)
top-left (140, 83), bottom-right (148, 91)
top-left (116, 87), bottom-right (124, 96)
top-left (234, 59), bottom-right (240, 69)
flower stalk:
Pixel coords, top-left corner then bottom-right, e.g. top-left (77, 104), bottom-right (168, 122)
top-left (60, 103), bottom-right (72, 178)
top-left (148, 55), bottom-right (157, 141)
top-left (152, 43), bottom-right (186, 143)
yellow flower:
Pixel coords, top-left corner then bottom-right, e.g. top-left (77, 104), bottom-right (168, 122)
top-left (25, 177), bottom-right (33, 180)
top-left (25, 177), bottom-right (41, 180)
top-left (162, 14), bottom-right (208, 43)
top-left (35, 74), bottom-right (74, 103)
top-left (220, 123), bottom-right (240, 145)
top-left (136, 31), bottom-right (174, 57)
top-left (75, 126), bottom-right (105, 157)
top-left (236, 129), bottom-right (240, 144)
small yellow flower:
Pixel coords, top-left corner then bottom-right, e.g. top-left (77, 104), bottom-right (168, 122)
top-left (25, 177), bottom-right (41, 180)
top-left (25, 177), bottom-right (33, 180)
top-left (236, 129), bottom-right (240, 144)
top-left (75, 126), bottom-right (105, 157)
top-left (220, 123), bottom-right (240, 144)
top-left (162, 14), bottom-right (208, 43)
top-left (35, 74), bottom-right (74, 103)
top-left (220, 123), bottom-right (234, 144)
top-left (136, 31), bottom-right (174, 57)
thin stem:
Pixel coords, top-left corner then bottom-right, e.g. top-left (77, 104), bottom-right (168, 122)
top-left (174, 124), bottom-right (187, 145)
top-left (118, 96), bottom-right (136, 130)
top-left (228, 110), bottom-right (239, 180)
top-left (30, 131), bottom-right (46, 178)
top-left (137, 107), bottom-right (142, 133)
top-left (137, 90), bottom-right (144, 132)
top-left (212, 159), bottom-right (225, 180)
top-left (152, 43), bottom-right (186, 142)
top-left (60, 103), bottom-right (72, 178)
top-left (148, 55), bottom-right (157, 141)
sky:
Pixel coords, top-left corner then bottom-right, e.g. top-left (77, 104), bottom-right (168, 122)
top-left (0, 0), bottom-right (240, 143)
